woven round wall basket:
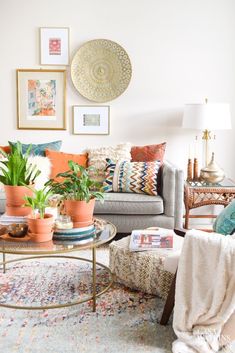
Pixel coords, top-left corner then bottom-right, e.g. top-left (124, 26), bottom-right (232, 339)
top-left (71, 39), bottom-right (132, 103)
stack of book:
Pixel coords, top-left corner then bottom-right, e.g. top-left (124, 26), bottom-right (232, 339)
top-left (0, 213), bottom-right (27, 225)
top-left (53, 224), bottom-right (96, 241)
top-left (129, 228), bottom-right (174, 252)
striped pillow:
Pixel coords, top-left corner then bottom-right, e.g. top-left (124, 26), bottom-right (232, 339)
top-left (103, 159), bottom-right (161, 195)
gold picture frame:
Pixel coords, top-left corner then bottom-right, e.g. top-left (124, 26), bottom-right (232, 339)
top-left (17, 69), bottom-right (66, 130)
top-left (73, 105), bottom-right (110, 135)
top-left (39, 27), bottom-right (70, 66)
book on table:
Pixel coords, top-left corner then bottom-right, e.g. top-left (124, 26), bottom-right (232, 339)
top-left (0, 213), bottom-right (27, 225)
top-left (129, 228), bottom-right (174, 252)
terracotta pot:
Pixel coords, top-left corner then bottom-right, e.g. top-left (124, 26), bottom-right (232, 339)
top-left (27, 213), bottom-right (54, 242)
top-left (64, 199), bottom-right (95, 228)
top-left (4, 185), bottom-right (34, 216)
top-left (29, 231), bottom-right (54, 243)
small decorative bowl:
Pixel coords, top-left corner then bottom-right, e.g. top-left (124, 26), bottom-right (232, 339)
top-left (8, 223), bottom-right (28, 238)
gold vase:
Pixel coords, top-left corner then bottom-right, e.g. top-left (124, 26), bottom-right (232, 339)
top-left (200, 152), bottom-right (225, 184)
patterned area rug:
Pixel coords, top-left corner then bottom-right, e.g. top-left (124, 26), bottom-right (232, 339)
top-left (0, 249), bottom-right (175, 353)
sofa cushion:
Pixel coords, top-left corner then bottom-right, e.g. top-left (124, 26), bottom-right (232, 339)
top-left (9, 140), bottom-right (62, 156)
top-left (86, 143), bottom-right (131, 183)
top-left (45, 149), bottom-right (88, 181)
top-left (131, 142), bottom-right (166, 163)
top-left (0, 145), bottom-right (11, 155)
top-left (94, 192), bottom-right (163, 215)
top-left (103, 159), bottom-right (161, 196)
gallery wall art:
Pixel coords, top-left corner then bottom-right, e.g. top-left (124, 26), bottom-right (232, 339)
top-left (40, 27), bottom-right (70, 66)
top-left (73, 105), bottom-right (110, 135)
top-left (17, 69), bottom-right (66, 130)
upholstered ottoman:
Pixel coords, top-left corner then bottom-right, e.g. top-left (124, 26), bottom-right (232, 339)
top-left (109, 234), bottom-right (184, 299)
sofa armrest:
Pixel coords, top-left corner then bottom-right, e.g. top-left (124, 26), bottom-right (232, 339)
top-left (162, 161), bottom-right (184, 229)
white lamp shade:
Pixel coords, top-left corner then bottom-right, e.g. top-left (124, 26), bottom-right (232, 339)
top-left (182, 103), bottom-right (232, 130)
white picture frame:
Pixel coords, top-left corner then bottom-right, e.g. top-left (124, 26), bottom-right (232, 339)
top-left (40, 27), bottom-right (70, 65)
top-left (73, 106), bottom-right (110, 135)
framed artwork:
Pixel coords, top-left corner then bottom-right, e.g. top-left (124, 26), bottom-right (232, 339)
top-left (73, 106), bottom-right (110, 135)
top-left (40, 27), bottom-right (70, 65)
top-left (17, 69), bottom-right (66, 130)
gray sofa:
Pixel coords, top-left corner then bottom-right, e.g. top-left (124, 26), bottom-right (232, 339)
top-left (0, 161), bottom-right (184, 233)
top-left (94, 161), bottom-right (184, 233)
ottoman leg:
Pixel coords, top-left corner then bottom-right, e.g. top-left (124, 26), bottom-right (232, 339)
top-left (160, 272), bottom-right (176, 325)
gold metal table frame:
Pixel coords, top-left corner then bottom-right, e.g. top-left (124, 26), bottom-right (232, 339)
top-left (0, 220), bottom-right (116, 311)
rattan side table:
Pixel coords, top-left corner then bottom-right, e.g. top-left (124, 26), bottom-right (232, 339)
top-left (184, 179), bottom-right (235, 229)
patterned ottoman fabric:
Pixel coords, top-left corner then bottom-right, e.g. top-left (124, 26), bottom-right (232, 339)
top-left (109, 236), bottom-right (175, 299)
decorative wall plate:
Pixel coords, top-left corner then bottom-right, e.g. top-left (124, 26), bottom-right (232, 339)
top-left (71, 39), bottom-right (132, 103)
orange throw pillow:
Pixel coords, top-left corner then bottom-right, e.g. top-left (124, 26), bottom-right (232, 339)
top-left (0, 145), bottom-right (11, 154)
top-left (45, 149), bottom-right (88, 181)
top-left (131, 142), bottom-right (166, 163)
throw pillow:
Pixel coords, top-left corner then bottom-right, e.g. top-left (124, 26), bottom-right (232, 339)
top-left (131, 142), bottom-right (166, 163)
top-left (103, 159), bottom-right (161, 196)
top-left (0, 145), bottom-right (11, 154)
top-left (0, 145), bottom-right (11, 160)
top-left (45, 149), bottom-right (88, 181)
top-left (213, 200), bottom-right (235, 235)
top-left (9, 140), bottom-right (62, 156)
top-left (86, 143), bottom-right (131, 183)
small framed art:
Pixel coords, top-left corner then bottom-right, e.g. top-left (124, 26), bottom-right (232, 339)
top-left (40, 27), bottom-right (70, 65)
top-left (17, 69), bottom-right (66, 130)
top-left (73, 105), bottom-right (110, 135)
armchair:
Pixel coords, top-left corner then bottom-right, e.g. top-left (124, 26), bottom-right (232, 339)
top-left (160, 229), bottom-right (235, 352)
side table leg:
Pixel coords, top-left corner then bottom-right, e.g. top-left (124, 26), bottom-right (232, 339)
top-left (185, 207), bottom-right (190, 229)
top-left (92, 247), bottom-right (96, 312)
top-left (3, 253), bottom-right (6, 274)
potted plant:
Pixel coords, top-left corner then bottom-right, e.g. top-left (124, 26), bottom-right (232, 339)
top-left (46, 161), bottom-right (104, 228)
top-left (0, 142), bottom-right (40, 216)
top-left (24, 186), bottom-right (54, 242)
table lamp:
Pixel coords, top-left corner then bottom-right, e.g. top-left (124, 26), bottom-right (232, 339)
top-left (182, 100), bottom-right (231, 167)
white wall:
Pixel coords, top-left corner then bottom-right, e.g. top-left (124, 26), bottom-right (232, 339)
top-left (0, 0), bottom-right (235, 178)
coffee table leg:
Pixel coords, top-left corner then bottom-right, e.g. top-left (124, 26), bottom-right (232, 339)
top-left (3, 253), bottom-right (6, 273)
top-left (92, 247), bottom-right (96, 312)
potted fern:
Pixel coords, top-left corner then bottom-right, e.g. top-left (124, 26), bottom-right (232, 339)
top-left (46, 161), bottom-right (104, 228)
top-left (0, 142), bottom-right (40, 216)
top-left (24, 186), bottom-right (54, 242)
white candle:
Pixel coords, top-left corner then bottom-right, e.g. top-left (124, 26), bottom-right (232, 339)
top-left (194, 136), bottom-right (199, 160)
top-left (189, 143), bottom-right (193, 160)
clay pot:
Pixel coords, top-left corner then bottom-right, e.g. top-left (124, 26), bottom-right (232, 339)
top-left (64, 199), bottom-right (95, 228)
top-left (27, 213), bottom-right (54, 242)
top-left (4, 185), bottom-right (33, 216)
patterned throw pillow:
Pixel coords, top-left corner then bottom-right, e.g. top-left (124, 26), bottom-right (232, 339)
top-left (213, 200), bottom-right (235, 235)
top-left (131, 142), bottom-right (166, 163)
top-left (86, 143), bottom-right (131, 183)
top-left (103, 159), bottom-right (161, 196)
top-left (9, 140), bottom-right (62, 156)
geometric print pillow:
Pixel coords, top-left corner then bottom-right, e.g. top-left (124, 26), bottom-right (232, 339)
top-left (103, 158), bottom-right (161, 196)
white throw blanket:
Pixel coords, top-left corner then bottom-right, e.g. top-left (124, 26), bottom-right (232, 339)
top-left (173, 229), bottom-right (235, 353)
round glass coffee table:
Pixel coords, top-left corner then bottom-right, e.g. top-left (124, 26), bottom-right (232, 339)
top-left (0, 219), bottom-right (116, 311)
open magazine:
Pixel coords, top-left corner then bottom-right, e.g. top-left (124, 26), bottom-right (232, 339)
top-left (129, 228), bottom-right (174, 251)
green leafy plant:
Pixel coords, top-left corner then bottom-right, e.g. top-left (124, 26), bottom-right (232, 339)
top-left (0, 142), bottom-right (41, 186)
top-left (24, 186), bottom-right (53, 219)
top-left (46, 160), bottom-right (104, 203)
